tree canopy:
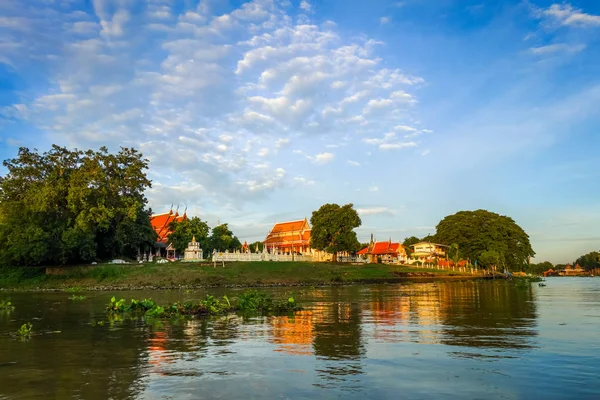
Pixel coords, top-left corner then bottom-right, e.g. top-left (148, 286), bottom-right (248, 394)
top-left (434, 209), bottom-right (535, 271)
top-left (310, 203), bottom-right (361, 262)
top-left (574, 251), bottom-right (600, 271)
top-left (0, 145), bottom-right (155, 266)
top-left (167, 217), bottom-right (210, 254)
top-left (207, 223), bottom-right (241, 254)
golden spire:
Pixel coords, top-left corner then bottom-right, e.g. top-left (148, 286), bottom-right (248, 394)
top-left (192, 235), bottom-right (196, 243)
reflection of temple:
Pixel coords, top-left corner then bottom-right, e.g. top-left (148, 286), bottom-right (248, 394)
top-left (150, 209), bottom-right (186, 258)
top-left (271, 311), bottom-right (315, 355)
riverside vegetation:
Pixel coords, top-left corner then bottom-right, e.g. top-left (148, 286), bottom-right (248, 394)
top-left (106, 289), bottom-right (301, 318)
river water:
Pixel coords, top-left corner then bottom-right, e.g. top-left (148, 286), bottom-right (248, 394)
top-left (1, 278), bottom-right (599, 399)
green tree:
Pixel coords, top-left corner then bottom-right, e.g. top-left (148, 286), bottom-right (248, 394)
top-left (434, 209), bottom-right (534, 271)
top-left (310, 203), bottom-right (361, 262)
top-left (249, 241), bottom-right (264, 253)
top-left (167, 217), bottom-right (210, 254)
top-left (478, 249), bottom-right (502, 269)
top-left (574, 251), bottom-right (600, 271)
top-left (528, 261), bottom-right (554, 275)
top-left (207, 223), bottom-right (241, 254)
top-left (0, 145), bottom-right (155, 266)
top-left (448, 243), bottom-right (460, 266)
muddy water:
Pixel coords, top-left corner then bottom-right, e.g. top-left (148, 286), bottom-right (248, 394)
top-left (1, 279), bottom-right (599, 399)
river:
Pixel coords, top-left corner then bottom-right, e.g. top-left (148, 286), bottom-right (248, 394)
top-left (1, 278), bottom-right (599, 399)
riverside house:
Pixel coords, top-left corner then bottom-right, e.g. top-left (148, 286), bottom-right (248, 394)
top-left (357, 239), bottom-right (408, 264)
top-left (409, 242), bottom-right (448, 262)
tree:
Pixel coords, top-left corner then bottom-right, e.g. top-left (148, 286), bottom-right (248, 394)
top-left (310, 203), bottom-right (361, 262)
top-left (0, 145), bottom-right (155, 266)
top-left (528, 261), bottom-right (554, 275)
top-left (434, 209), bottom-right (534, 271)
top-left (448, 243), bottom-right (460, 266)
top-left (478, 249), bottom-right (502, 270)
top-left (207, 223), bottom-right (241, 254)
top-left (167, 217), bottom-right (210, 254)
top-left (249, 241), bottom-right (264, 253)
top-left (574, 251), bottom-right (600, 271)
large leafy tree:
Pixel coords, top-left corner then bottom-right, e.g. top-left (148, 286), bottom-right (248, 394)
top-left (0, 145), bottom-right (155, 266)
top-left (574, 251), bottom-right (600, 271)
top-left (207, 223), bottom-right (241, 254)
top-left (167, 217), bottom-right (210, 254)
top-left (434, 209), bottom-right (534, 271)
top-left (310, 203), bottom-right (361, 262)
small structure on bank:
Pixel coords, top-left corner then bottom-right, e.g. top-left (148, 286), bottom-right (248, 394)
top-left (357, 236), bottom-right (407, 264)
top-left (560, 263), bottom-right (586, 276)
top-left (183, 236), bottom-right (204, 261)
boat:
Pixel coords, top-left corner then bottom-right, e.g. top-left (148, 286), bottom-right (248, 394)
top-left (538, 282), bottom-right (546, 287)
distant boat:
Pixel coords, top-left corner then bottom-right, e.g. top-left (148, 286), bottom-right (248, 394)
top-left (538, 282), bottom-right (547, 287)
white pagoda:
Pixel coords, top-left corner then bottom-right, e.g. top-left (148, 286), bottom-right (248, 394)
top-left (183, 236), bottom-right (204, 261)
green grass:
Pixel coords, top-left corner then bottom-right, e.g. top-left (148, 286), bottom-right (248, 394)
top-left (0, 261), bottom-right (474, 290)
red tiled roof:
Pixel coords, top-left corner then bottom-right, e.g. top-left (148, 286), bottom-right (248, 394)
top-left (358, 241), bottom-right (404, 256)
top-left (151, 211), bottom-right (186, 243)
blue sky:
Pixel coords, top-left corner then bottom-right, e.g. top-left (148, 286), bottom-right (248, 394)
top-left (1, 0), bottom-right (599, 263)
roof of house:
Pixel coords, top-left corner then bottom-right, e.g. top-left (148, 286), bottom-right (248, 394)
top-left (150, 211), bottom-right (186, 242)
top-left (410, 242), bottom-right (448, 248)
top-left (358, 241), bottom-right (404, 255)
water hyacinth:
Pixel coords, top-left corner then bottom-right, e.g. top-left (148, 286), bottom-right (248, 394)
top-left (105, 290), bottom-right (302, 318)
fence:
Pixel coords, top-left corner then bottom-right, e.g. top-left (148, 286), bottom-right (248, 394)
top-left (212, 252), bottom-right (314, 262)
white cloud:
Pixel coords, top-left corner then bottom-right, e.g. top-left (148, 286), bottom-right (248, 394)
top-left (538, 3), bottom-right (600, 27)
top-left (368, 185), bottom-right (379, 192)
top-left (363, 132), bottom-right (418, 150)
top-left (275, 138), bottom-right (291, 149)
top-left (357, 207), bottom-right (396, 216)
top-left (311, 152), bottom-right (335, 164)
top-left (380, 16), bottom-right (390, 25)
top-left (0, 0), bottom-right (430, 212)
top-left (299, 1), bottom-right (312, 13)
top-left (529, 43), bottom-right (586, 54)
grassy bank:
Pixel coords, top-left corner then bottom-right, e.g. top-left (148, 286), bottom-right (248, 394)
top-left (0, 261), bottom-right (474, 291)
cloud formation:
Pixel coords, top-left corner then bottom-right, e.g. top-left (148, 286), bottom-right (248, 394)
top-left (0, 0), bottom-right (427, 212)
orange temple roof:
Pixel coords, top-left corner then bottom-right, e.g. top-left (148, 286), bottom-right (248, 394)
top-left (150, 211), bottom-right (186, 243)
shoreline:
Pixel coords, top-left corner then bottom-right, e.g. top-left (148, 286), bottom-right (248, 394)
top-left (0, 273), bottom-right (481, 292)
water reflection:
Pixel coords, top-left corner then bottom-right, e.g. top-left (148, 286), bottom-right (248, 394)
top-left (6, 280), bottom-right (595, 400)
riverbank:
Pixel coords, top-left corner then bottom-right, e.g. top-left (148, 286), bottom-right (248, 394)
top-left (0, 261), bottom-right (475, 291)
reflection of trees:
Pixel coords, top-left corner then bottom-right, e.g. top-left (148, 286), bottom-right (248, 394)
top-left (440, 282), bottom-right (538, 349)
top-left (313, 289), bottom-right (364, 360)
top-left (311, 287), bottom-right (365, 390)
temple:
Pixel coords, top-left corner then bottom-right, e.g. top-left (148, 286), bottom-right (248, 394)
top-left (150, 209), bottom-right (186, 258)
top-left (263, 218), bottom-right (312, 254)
top-left (357, 237), bottom-right (407, 264)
